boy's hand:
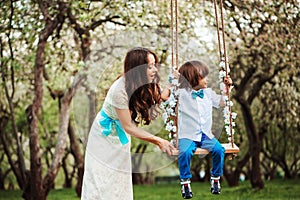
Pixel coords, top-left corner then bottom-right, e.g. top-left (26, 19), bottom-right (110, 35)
top-left (223, 76), bottom-right (233, 95)
top-left (224, 76), bottom-right (233, 86)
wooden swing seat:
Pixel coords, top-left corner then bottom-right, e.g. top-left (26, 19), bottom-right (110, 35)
top-left (171, 143), bottom-right (239, 156)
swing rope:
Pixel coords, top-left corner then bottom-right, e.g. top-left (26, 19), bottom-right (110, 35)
top-left (171, 0), bottom-right (179, 70)
top-left (170, 0), bottom-right (179, 148)
top-left (213, 0), bottom-right (235, 148)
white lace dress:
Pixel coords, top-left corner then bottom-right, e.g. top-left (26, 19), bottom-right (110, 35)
top-left (81, 77), bottom-right (133, 200)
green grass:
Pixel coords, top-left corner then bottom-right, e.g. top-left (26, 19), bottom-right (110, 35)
top-left (0, 179), bottom-right (299, 200)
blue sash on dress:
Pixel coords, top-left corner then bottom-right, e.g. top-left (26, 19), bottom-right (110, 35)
top-left (98, 109), bottom-right (129, 145)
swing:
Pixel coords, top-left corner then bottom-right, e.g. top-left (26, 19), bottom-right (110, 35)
top-left (166, 0), bottom-right (240, 156)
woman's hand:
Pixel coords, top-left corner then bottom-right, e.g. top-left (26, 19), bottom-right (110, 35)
top-left (156, 137), bottom-right (176, 156)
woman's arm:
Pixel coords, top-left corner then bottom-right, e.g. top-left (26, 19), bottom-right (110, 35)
top-left (115, 108), bottom-right (175, 155)
top-left (160, 70), bottom-right (180, 101)
top-left (160, 82), bottom-right (171, 101)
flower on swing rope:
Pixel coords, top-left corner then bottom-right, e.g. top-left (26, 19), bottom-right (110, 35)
top-left (162, 112), bottom-right (168, 123)
top-left (219, 82), bottom-right (225, 91)
top-left (166, 120), bottom-right (176, 132)
top-left (225, 126), bottom-right (230, 135)
top-left (160, 84), bottom-right (178, 137)
top-left (226, 64), bottom-right (231, 74)
top-left (223, 106), bottom-right (229, 114)
top-left (168, 98), bottom-right (177, 108)
top-left (219, 57), bottom-right (237, 139)
top-left (224, 118), bottom-right (230, 125)
top-left (231, 112), bottom-right (237, 119)
top-left (219, 60), bottom-right (225, 68)
top-left (223, 94), bottom-right (229, 101)
top-left (228, 101), bottom-right (234, 107)
top-left (219, 71), bottom-right (226, 80)
top-left (171, 78), bottom-right (179, 86)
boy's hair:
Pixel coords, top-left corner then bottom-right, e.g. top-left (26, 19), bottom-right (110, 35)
top-left (178, 60), bottom-right (209, 89)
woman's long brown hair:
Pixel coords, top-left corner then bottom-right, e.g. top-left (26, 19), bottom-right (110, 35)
top-left (124, 47), bottom-right (161, 125)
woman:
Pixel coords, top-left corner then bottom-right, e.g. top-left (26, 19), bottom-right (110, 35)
top-left (81, 47), bottom-right (175, 200)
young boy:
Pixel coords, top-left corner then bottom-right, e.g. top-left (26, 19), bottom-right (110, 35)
top-left (177, 60), bottom-right (232, 198)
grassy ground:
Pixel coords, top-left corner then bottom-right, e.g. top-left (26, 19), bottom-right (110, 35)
top-left (0, 179), bottom-right (299, 200)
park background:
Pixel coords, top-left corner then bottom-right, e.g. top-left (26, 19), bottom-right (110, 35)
top-left (0, 0), bottom-right (299, 199)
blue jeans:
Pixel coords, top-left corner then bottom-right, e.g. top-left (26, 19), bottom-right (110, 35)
top-left (178, 134), bottom-right (225, 179)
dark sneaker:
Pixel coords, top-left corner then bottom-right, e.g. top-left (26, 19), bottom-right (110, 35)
top-left (210, 177), bottom-right (221, 194)
top-left (180, 178), bottom-right (193, 199)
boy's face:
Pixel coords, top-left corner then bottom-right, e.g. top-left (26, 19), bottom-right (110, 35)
top-left (198, 76), bottom-right (208, 89)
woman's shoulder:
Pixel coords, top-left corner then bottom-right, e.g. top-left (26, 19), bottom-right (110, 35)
top-left (105, 76), bottom-right (128, 108)
top-left (111, 76), bottom-right (125, 87)
top-left (108, 76), bottom-right (125, 93)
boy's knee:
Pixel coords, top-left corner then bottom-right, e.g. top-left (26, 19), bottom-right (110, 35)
top-left (179, 147), bottom-right (194, 157)
top-left (212, 143), bottom-right (225, 155)
top-left (178, 139), bottom-right (195, 156)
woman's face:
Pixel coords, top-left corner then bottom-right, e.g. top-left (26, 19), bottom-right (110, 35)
top-left (146, 53), bottom-right (158, 83)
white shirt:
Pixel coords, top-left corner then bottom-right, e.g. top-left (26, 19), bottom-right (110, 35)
top-left (178, 88), bottom-right (221, 141)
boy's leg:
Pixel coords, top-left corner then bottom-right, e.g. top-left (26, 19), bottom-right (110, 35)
top-left (178, 139), bottom-right (197, 199)
top-left (200, 134), bottom-right (225, 194)
top-left (178, 138), bottom-right (197, 179)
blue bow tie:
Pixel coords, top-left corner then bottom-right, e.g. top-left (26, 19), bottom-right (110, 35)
top-left (191, 90), bottom-right (204, 99)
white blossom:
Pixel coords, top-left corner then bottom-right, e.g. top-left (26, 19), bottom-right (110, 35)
top-left (220, 82), bottom-right (225, 91)
top-left (171, 126), bottom-right (177, 132)
top-left (224, 118), bottom-right (230, 124)
top-left (169, 99), bottom-right (177, 108)
top-left (231, 112), bottom-right (237, 119)
top-left (172, 79), bottom-right (179, 86)
top-left (162, 112), bottom-right (168, 123)
top-left (219, 61), bottom-right (225, 68)
top-left (218, 60), bottom-right (237, 142)
top-left (166, 122), bottom-right (174, 132)
top-left (219, 71), bottom-right (226, 79)
top-left (228, 136), bottom-right (232, 142)
top-left (226, 65), bottom-right (230, 73)
top-left (223, 95), bottom-right (229, 101)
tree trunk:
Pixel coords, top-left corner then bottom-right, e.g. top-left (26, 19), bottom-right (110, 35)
top-left (62, 153), bottom-right (73, 188)
top-left (1, 37), bottom-right (27, 190)
top-left (68, 121), bottom-right (84, 196)
top-left (132, 144), bottom-right (147, 185)
top-left (237, 97), bottom-right (264, 189)
top-left (0, 115), bottom-right (13, 190)
top-left (43, 87), bottom-right (75, 196)
top-left (22, 1), bottom-right (67, 199)
top-left (23, 39), bottom-right (46, 199)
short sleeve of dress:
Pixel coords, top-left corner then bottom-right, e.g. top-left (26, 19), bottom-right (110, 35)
top-left (106, 77), bottom-right (129, 110)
